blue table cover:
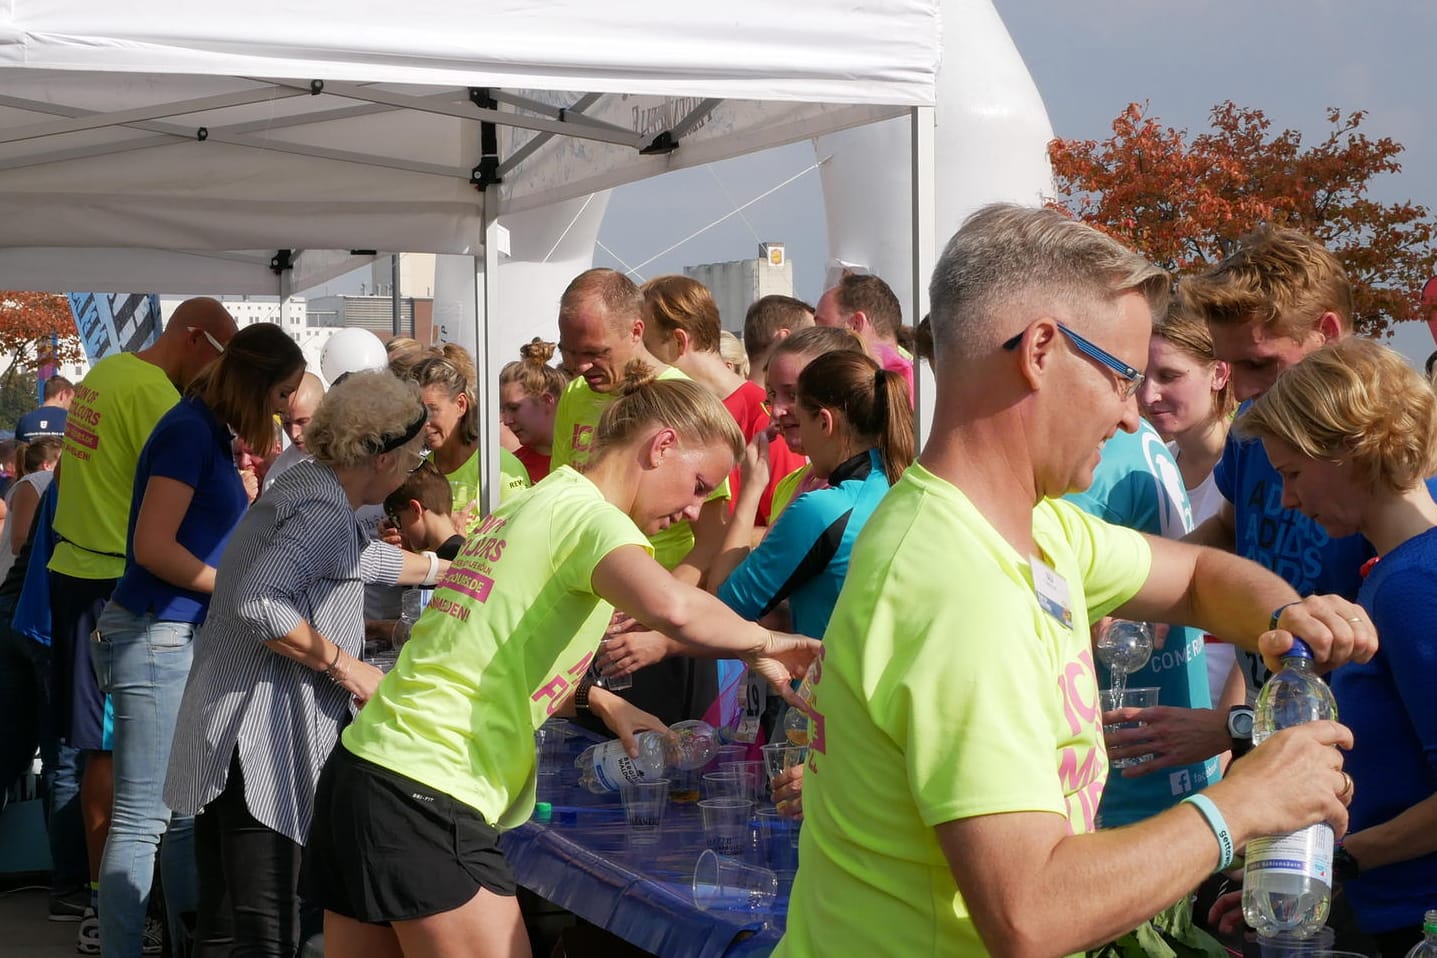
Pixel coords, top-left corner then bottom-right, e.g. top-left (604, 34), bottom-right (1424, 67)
top-left (501, 726), bottom-right (789, 958)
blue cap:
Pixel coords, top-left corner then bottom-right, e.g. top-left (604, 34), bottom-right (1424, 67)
top-left (1283, 638), bottom-right (1314, 660)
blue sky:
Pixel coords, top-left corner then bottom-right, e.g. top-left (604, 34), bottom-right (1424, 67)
top-left (590, 0), bottom-right (1437, 362)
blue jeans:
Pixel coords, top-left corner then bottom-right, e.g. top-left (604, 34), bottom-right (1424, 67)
top-left (91, 603), bottom-right (198, 958)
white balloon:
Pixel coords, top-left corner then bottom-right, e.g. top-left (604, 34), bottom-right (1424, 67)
top-left (320, 327), bottom-right (389, 385)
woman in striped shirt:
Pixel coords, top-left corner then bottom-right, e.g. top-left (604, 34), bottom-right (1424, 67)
top-left (164, 371), bottom-right (444, 958)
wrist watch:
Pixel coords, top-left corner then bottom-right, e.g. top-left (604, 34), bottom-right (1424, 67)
top-left (1227, 705), bottom-right (1255, 758)
top-left (1334, 844), bottom-right (1360, 882)
top-left (574, 675), bottom-right (595, 713)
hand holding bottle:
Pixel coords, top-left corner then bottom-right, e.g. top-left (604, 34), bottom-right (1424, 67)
top-left (1265, 595), bottom-right (1378, 673)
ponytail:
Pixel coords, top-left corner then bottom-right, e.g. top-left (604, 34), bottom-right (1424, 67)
top-left (797, 352), bottom-right (915, 484)
top-left (11, 440), bottom-right (27, 479)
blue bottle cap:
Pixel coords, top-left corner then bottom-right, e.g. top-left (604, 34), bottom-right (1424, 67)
top-left (1283, 638), bottom-right (1314, 660)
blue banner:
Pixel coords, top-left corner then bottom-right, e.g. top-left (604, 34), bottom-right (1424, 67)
top-left (66, 293), bottom-right (162, 362)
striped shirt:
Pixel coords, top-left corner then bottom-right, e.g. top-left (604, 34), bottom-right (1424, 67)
top-left (164, 459), bottom-right (405, 843)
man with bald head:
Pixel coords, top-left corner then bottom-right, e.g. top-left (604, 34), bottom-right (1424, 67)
top-left (47, 297), bottom-right (236, 948)
top-left (264, 371), bottom-right (324, 494)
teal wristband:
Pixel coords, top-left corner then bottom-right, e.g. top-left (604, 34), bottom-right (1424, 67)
top-left (1182, 794), bottom-right (1234, 872)
top-left (1269, 601), bottom-right (1301, 632)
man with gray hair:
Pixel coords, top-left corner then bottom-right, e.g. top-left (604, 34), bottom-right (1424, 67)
top-left (773, 204), bottom-right (1373, 957)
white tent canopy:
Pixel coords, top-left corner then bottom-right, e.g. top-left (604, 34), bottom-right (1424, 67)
top-left (0, 2), bottom-right (938, 255)
top-left (0, 0), bottom-right (942, 504)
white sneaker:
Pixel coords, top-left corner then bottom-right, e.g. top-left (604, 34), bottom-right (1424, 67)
top-left (75, 908), bottom-right (100, 955)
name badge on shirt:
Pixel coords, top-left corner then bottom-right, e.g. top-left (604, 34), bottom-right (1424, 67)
top-left (1031, 555), bottom-right (1073, 629)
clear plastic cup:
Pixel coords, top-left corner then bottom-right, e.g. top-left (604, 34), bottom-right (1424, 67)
top-left (620, 778), bottom-right (670, 845)
top-left (692, 849), bottom-right (778, 911)
top-left (1100, 686), bottom-right (1160, 768)
top-left (698, 798), bottom-right (753, 856)
top-left (711, 744), bottom-right (747, 770)
top-left (760, 742), bottom-right (808, 782)
top-left (719, 760), bottom-right (766, 803)
top-left (702, 771), bottom-right (742, 801)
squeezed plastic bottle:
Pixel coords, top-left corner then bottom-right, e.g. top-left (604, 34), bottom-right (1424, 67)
top-left (780, 661), bottom-right (820, 746)
top-left (575, 720), bottom-right (718, 793)
top-left (1405, 911), bottom-right (1437, 958)
top-left (1242, 639), bottom-right (1339, 939)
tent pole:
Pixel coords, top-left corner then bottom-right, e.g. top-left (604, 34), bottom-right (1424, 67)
top-left (909, 105), bottom-right (936, 449)
top-left (477, 198), bottom-right (503, 516)
top-left (391, 254), bottom-right (402, 336)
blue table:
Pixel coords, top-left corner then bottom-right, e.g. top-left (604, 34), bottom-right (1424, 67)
top-left (500, 730), bottom-right (790, 958)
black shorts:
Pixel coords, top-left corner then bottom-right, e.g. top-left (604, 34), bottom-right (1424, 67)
top-left (301, 744), bottom-right (516, 924)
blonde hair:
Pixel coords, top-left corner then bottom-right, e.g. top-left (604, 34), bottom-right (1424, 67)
top-left (641, 275), bottom-right (721, 353)
top-left (588, 361), bottom-right (743, 466)
top-left (1236, 338), bottom-right (1437, 493)
top-left (1153, 299), bottom-right (1236, 419)
top-left (1177, 225), bottom-right (1353, 341)
top-left (499, 338), bottom-right (569, 400)
top-left (928, 203), bottom-right (1169, 358)
top-left (718, 331), bottom-right (749, 378)
top-left (408, 354), bottom-right (477, 445)
top-left (307, 371), bottom-right (427, 469)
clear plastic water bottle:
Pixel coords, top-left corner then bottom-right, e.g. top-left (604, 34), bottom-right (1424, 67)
top-left (575, 720), bottom-right (718, 793)
top-left (1242, 639), bottom-right (1339, 939)
top-left (780, 661), bottom-right (820, 746)
top-left (392, 589), bottom-right (422, 647)
top-left (1405, 910), bottom-right (1437, 958)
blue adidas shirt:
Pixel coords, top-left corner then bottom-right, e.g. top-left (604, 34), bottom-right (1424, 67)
top-left (110, 396), bottom-right (248, 624)
top-left (1065, 421), bottom-right (1220, 827)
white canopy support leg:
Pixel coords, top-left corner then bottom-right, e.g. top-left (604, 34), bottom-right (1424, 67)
top-left (476, 199), bottom-right (504, 517)
top-left (910, 105), bottom-right (937, 449)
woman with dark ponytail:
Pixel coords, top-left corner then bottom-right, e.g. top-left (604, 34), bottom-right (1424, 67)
top-left (705, 350), bottom-right (914, 640)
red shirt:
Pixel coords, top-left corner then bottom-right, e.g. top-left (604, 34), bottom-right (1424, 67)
top-left (513, 444), bottom-right (551, 484)
top-left (721, 381), bottom-right (807, 525)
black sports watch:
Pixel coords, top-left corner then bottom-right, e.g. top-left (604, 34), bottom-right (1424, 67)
top-left (1227, 705), bottom-right (1255, 758)
top-left (1334, 844), bottom-right (1361, 883)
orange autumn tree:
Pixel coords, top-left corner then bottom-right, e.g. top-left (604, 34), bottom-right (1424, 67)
top-left (0, 292), bottom-right (82, 428)
top-left (1048, 101), bottom-right (1437, 337)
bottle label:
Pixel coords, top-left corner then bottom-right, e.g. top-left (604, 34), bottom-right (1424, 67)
top-left (1245, 827), bottom-right (1333, 885)
top-left (592, 743), bottom-right (648, 791)
top-left (734, 669), bottom-right (766, 744)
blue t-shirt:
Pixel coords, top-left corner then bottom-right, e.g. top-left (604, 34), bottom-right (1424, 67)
top-left (110, 396), bottom-right (248, 624)
top-left (15, 404), bottom-right (67, 442)
top-left (1215, 409), bottom-right (1373, 689)
top-left (1338, 523), bottom-right (1437, 933)
top-left (1065, 422), bottom-right (1219, 827)
top-left (719, 448), bottom-right (891, 639)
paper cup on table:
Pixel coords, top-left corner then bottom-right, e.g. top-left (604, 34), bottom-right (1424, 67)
top-left (756, 806), bottom-right (800, 875)
top-left (699, 798), bottom-right (753, 856)
top-left (1100, 686), bottom-right (1160, 769)
top-left (719, 760), bottom-right (766, 803)
top-left (620, 778), bottom-right (670, 846)
top-left (692, 849), bottom-right (778, 911)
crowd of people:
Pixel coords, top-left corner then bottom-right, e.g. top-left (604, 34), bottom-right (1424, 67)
top-left (0, 202), bottom-right (1432, 958)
